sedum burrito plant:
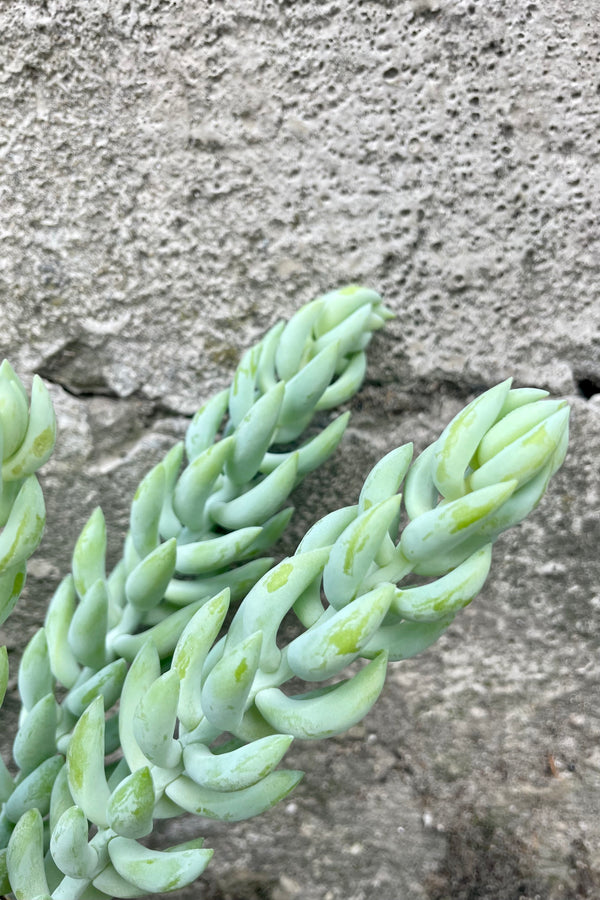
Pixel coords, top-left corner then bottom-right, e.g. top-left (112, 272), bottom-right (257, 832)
top-left (0, 287), bottom-right (569, 900)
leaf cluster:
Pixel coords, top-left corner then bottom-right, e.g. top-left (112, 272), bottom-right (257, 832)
top-left (0, 288), bottom-right (569, 900)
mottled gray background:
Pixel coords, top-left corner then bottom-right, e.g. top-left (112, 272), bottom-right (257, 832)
top-left (1, 1), bottom-right (599, 898)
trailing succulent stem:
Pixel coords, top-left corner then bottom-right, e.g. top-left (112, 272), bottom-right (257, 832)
top-left (0, 287), bottom-right (568, 900)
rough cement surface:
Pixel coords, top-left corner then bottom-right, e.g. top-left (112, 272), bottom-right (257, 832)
top-left (1, 1), bottom-right (599, 898)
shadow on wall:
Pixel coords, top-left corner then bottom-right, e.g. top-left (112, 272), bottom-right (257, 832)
top-left (425, 806), bottom-right (599, 900)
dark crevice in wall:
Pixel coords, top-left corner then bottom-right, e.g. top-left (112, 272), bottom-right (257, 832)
top-left (41, 372), bottom-right (189, 423)
top-left (576, 377), bottom-right (600, 400)
top-left (41, 373), bottom-right (120, 401)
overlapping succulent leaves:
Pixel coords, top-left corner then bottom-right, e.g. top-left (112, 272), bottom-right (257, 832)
top-left (0, 362), bottom-right (57, 898)
top-left (0, 286), bottom-right (391, 898)
top-left (0, 361), bottom-right (56, 629)
top-left (0, 292), bottom-right (570, 900)
top-left (220, 377), bottom-right (569, 746)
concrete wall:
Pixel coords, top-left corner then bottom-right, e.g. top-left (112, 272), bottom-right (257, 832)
top-left (1, 1), bottom-right (599, 898)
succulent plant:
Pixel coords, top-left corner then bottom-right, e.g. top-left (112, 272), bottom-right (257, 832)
top-left (0, 287), bottom-right (569, 900)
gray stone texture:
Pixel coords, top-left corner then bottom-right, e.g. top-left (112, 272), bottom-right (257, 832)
top-left (1, 0), bottom-right (599, 898)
